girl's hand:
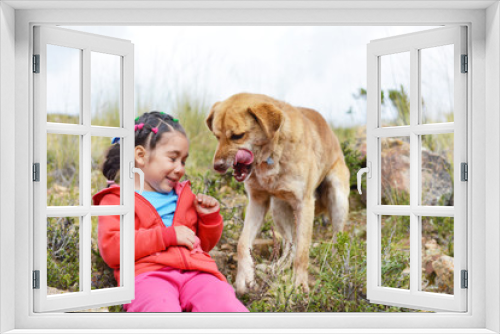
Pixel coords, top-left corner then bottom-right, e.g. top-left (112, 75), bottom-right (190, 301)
top-left (193, 194), bottom-right (220, 215)
top-left (174, 226), bottom-right (197, 250)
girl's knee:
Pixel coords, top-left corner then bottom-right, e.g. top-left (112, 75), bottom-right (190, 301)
top-left (190, 281), bottom-right (248, 312)
top-left (124, 297), bottom-right (182, 312)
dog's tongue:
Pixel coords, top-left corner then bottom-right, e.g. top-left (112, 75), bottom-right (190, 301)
top-left (234, 149), bottom-right (254, 166)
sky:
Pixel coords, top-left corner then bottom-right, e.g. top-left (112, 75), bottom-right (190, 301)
top-left (51, 25), bottom-right (453, 127)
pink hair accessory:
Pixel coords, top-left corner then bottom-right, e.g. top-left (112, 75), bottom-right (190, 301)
top-left (151, 127), bottom-right (158, 134)
top-left (134, 123), bottom-right (144, 131)
top-left (106, 180), bottom-right (115, 185)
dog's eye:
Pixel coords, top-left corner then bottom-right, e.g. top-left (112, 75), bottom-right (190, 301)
top-left (231, 133), bottom-right (245, 140)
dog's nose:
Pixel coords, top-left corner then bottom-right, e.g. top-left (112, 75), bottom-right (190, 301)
top-left (213, 160), bottom-right (228, 173)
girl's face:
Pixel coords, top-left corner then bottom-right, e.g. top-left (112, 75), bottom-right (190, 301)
top-left (137, 131), bottom-right (189, 194)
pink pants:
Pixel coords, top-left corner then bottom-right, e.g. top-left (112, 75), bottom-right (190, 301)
top-left (123, 267), bottom-right (249, 312)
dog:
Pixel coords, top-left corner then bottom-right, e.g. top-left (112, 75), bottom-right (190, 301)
top-left (206, 93), bottom-right (350, 294)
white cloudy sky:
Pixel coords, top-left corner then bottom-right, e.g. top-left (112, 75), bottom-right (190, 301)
top-left (52, 25), bottom-right (453, 126)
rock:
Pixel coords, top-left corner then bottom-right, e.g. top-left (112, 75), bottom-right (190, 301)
top-left (252, 238), bottom-right (275, 259)
top-left (355, 126), bottom-right (367, 158)
top-left (422, 239), bottom-right (443, 276)
top-left (48, 286), bottom-right (68, 295)
top-left (432, 255), bottom-right (454, 292)
top-left (421, 238), bottom-right (454, 294)
top-left (255, 263), bottom-right (268, 272)
top-left (379, 138), bottom-right (453, 205)
top-left (209, 250), bottom-right (228, 273)
top-left (353, 225), bottom-right (366, 239)
top-left (425, 239), bottom-right (439, 251)
top-left (421, 148), bottom-right (453, 206)
top-left (381, 138), bottom-right (411, 200)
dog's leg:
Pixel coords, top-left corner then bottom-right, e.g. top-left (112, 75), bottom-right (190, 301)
top-left (236, 189), bottom-right (270, 295)
top-left (325, 159), bottom-right (350, 245)
top-left (271, 197), bottom-right (296, 270)
top-left (293, 196), bottom-right (315, 292)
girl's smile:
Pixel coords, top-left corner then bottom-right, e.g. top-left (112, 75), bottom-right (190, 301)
top-left (136, 131), bottom-right (189, 194)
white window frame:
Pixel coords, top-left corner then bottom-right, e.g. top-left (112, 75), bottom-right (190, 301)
top-left (32, 25), bottom-right (136, 312)
top-left (1, 1), bottom-right (499, 333)
top-left (366, 26), bottom-right (468, 312)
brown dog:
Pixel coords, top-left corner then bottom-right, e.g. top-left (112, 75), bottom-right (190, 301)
top-left (206, 93), bottom-right (350, 294)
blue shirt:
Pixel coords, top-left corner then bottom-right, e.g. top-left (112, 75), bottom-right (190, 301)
top-left (137, 190), bottom-right (178, 227)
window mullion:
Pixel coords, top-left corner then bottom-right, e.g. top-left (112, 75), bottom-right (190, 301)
top-left (80, 47), bottom-right (91, 296)
top-left (409, 47), bottom-right (420, 294)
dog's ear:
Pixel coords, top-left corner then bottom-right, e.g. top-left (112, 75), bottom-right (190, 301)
top-left (206, 102), bottom-right (220, 132)
top-left (248, 103), bottom-right (283, 139)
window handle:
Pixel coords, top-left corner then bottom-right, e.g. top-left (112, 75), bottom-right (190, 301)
top-left (357, 161), bottom-right (372, 195)
top-left (130, 161), bottom-right (144, 195)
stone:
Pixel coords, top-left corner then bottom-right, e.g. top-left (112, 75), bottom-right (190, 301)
top-left (421, 148), bottom-right (454, 206)
top-left (432, 255), bottom-right (454, 292)
top-left (378, 138), bottom-right (453, 205)
top-left (209, 250), bottom-right (228, 273)
top-left (252, 238), bottom-right (275, 259)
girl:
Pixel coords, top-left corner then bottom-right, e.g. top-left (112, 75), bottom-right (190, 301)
top-left (93, 111), bottom-right (248, 312)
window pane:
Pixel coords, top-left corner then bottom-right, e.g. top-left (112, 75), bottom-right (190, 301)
top-left (421, 133), bottom-right (454, 206)
top-left (421, 45), bottom-right (454, 124)
top-left (47, 133), bottom-right (80, 206)
top-left (380, 216), bottom-right (410, 289)
top-left (421, 216), bottom-right (454, 295)
top-left (91, 52), bottom-right (121, 127)
top-left (92, 215), bottom-right (120, 290)
top-left (381, 137), bottom-right (410, 205)
top-left (381, 215), bottom-right (410, 289)
top-left (380, 52), bottom-right (410, 127)
top-left (47, 44), bottom-right (81, 124)
top-left (47, 216), bottom-right (80, 295)
top-left (91, 136), bottom-right (121, 204)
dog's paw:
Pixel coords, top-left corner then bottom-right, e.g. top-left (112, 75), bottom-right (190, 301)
top-left (295, 282), bottom-right (310, 295)
top-left (293, 273), bottom-right (310, 294)
top-left (235, 276), bottom-right (248, 295)
top-left (235, 271), bottom-right (257, 296)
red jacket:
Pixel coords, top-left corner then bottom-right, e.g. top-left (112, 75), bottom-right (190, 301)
top-left (92, 181), bottom-right (226, 285)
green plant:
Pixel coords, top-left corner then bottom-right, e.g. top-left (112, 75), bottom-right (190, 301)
top-left (387, 86), bottom-right (410, 126)
top-left (340, 139), bottom-right (366, 189)
top-left (47, 217), bottom-right (80, 292)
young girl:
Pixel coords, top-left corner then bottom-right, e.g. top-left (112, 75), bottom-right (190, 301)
top-left (92, 111), bottom-right (248, 312)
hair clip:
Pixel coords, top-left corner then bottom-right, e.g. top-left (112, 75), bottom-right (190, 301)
top-left (173, 118), bottom-right (179, 123)
top-left (111, 137), bottom-right (120, 144)
top-left (151, 127), bottom-right (158, 134)
top-left (135, 116), bottom-right (140, 122)
top-left (160, 112), bottom-right (165, 115)
top-left (135, 123), bottom-right (144, 131)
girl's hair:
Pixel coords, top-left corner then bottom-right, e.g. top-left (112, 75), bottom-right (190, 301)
top-left (101, 111), bottom-right (187, 183)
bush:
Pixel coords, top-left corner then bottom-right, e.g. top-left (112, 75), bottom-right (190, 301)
top-left (47, 217), bottom-right (80, 292)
